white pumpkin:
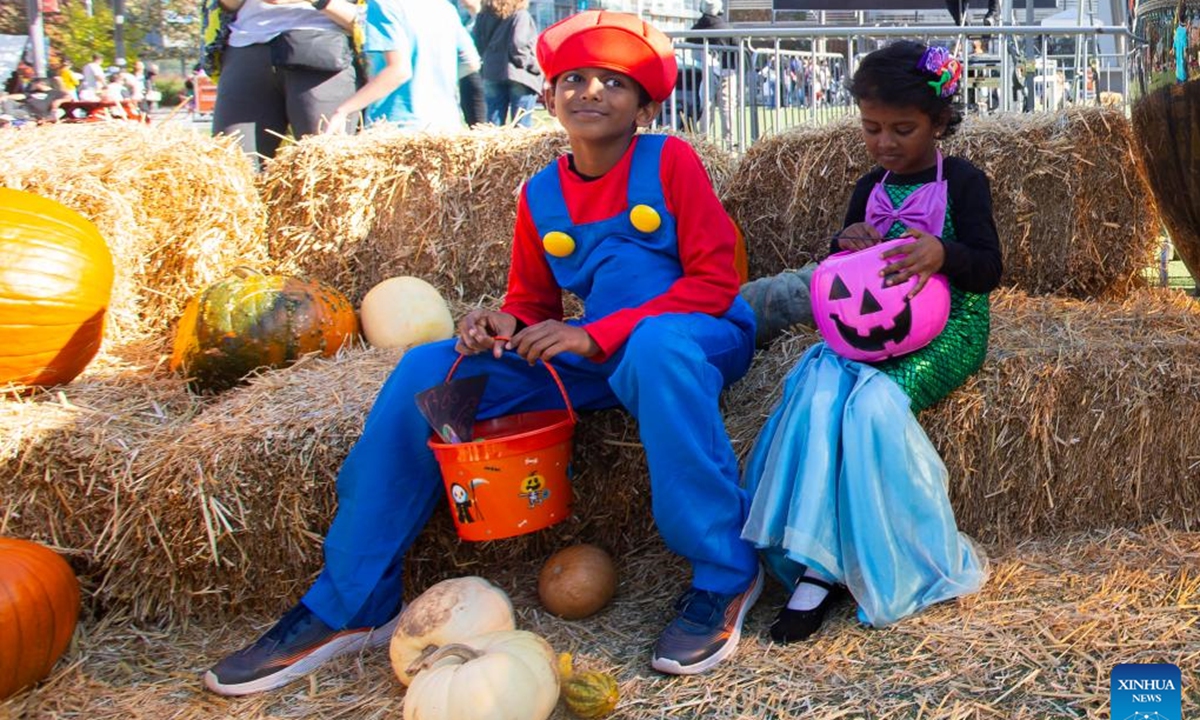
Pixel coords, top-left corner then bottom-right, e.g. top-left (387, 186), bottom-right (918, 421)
top-left (402, 630), bottom-right (560, 720)
top-left (359, 276), bottom-right (454, 349)
top-left (390, 576), bottom-right (516, 686)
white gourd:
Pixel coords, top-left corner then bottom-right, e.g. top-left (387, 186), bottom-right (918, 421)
top-left (359, 276), bottom-right (454, 349)
top-left (389, 576), bottom-right (516, 686)
top-left (402, 630), bottom-right (560, 720)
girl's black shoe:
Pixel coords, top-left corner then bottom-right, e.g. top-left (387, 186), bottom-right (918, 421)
top-left (769, 576), bottom-right (845, 644)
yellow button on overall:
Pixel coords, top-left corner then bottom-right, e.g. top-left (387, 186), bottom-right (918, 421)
top-left (630, 204), bottom-right (661, 233)
top-left (542, 231), bottom-right (576, 258)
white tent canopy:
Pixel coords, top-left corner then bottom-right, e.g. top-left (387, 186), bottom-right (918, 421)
top-left (0, 35), bottom-right (28, 85)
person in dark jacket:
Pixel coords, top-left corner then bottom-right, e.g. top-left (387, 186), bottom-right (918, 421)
top-left (456, 0), bottom-right (487, 125)
top-left (473, 0), bottom-right (542, 127)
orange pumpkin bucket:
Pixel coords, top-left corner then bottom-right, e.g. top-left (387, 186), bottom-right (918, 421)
top-left (428, 355), bottom-right (577, 541)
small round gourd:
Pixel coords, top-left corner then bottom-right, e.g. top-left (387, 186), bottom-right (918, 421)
top-left (389, 576), bottom-right (515, 686)
top-left (402, 630), bottom-right (559, 720)
top-left (0, 188), bottom-right (114, 388)
top-left (169, 268), bottom-right (358, 392)
top-left (358, 276), bottom-right (454, 350)
top-left (537, 544), bottom-right (617, 620)
top-left (0, 538), bottom-right (81, 699)
top-left (558, 653), bottom-right (619, 719)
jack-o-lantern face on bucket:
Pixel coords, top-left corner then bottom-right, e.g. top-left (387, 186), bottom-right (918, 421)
top-left (811, 238), bottom-right (951, 362)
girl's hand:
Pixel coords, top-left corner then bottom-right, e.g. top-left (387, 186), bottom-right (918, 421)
top-left (508, 321), bottom-right (598, 364)
top-left (880, 229), bottom-right (946, 299)
top-left (836, 222), bottom-right (882, 251)
top-left (456, 310), bottom-right (518, 358)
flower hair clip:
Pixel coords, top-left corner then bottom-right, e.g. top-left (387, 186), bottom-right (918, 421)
top-left (917, 46), bottom-right (963, 98)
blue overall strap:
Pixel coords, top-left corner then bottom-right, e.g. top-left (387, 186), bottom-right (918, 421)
top-left (626, 134), bottom-right (668, 209)
top-left (524, 160), bottom-right (572, 238)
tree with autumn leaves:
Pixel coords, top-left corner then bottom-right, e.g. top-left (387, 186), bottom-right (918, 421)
top-left (0, 0), bottom-right (197, 68)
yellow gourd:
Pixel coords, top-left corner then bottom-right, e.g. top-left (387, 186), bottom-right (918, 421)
top-left (389, 576), bottom-right (515, 686)
top-left (402, 630), bottom-right (559, 720)
top-left (359, 276), bottom-right (454, 350)
top-left (558, 653), bottom-right (619, 719)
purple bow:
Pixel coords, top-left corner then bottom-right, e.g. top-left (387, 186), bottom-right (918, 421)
top-left (864, 175), bottom-right (948, 239)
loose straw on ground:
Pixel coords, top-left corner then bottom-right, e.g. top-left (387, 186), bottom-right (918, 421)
top-left (3, 527), bottom-right (1198, 719)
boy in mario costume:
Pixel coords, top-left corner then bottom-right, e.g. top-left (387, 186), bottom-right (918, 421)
top-left (204, 10), bottom-right (762, 696)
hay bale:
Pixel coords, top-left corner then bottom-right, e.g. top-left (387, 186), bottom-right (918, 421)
top-left (259, 126), bottom-right (738, 305)
top-left (725, 287), bottom-right (1200, 543)
top-left (7, 288), bottom-right (1200, 621)
top-left (0, 347), bottom-right (203, 609)
top-left (724, 107), bottom-right (1159, 299)
top-left (3, 324), bottom-right (651, 620)
top-left (0, 123), bottom-right (268, 350)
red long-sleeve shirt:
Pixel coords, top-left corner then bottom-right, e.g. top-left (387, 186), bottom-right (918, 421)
top-left (500, 135), bottom-right (739, 362)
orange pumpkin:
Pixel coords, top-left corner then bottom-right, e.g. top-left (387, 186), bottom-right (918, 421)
top-left (0, 189), bottom-right (114, 388)
top-left (0, 538), bottom-right (81, 700)
top-left (170, 269), bottom-right (359, 392)
top-left (537, 544), bottom-right (618, 620)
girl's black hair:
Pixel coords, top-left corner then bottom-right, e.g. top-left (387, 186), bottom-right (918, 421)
top-left (850, 40), bottom-right (964, 137)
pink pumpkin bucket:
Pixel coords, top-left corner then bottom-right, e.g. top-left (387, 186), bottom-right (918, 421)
top-left (810, 238), bottom-right (951, 362)
top-left (428, 355), bottom-right (577, 542)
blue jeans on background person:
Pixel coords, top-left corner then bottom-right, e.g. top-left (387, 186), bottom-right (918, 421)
top-left (484, 79), bottom-right (537, 127)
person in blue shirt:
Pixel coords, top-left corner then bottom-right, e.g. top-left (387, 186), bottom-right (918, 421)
top-left (1175, 13), bottom-right (1189, 84)
top-left (325, 0), bottom-right (480, 132)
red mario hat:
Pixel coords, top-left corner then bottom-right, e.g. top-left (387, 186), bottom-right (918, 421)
top-left (536, 11), bottom-right (678, 103)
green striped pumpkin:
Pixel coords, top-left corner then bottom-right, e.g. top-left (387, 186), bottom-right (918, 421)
top-left (169, 269), bottom-right (358, 392)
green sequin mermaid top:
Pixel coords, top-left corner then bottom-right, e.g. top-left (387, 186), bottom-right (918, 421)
top-left (869, 182), bottom-right (991, 412)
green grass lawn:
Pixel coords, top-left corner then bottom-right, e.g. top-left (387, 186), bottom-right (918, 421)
top-left (1143, 258), bottom-right (1196, 293)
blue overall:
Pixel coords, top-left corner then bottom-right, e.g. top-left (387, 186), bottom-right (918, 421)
top-left (302, 135), bottom-right (760, 629)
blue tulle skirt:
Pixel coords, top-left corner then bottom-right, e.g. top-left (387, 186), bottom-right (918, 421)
top-left (741, 343), bottom-right (988, 627)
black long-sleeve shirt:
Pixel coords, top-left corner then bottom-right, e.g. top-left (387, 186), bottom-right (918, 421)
top-left (836, 157), bottom-right (1004, 294)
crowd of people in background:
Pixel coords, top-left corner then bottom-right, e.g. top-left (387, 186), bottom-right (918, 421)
top-left (0, 54), bottom-right (160, 126)
top-left (5, 0), bottom-right (1183, 149)
top-left (203, 0), bottom-right (545, 165)
top-left (754, 55), bottom-right (841, 109)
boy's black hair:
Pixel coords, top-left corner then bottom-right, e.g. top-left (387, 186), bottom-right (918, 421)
top-left (548, 73), bottom-right (655, 108)
top-left (850, 40), bottom-right (964, 137)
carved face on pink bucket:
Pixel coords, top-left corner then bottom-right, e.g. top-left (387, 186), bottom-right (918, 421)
top-left (811, 238), bottom-right (951, 362)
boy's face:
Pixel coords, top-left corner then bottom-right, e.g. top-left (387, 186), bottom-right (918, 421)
top-left (545, 67), bottom-right (660, 145)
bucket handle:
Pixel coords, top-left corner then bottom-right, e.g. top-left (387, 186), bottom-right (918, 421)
top-left (444, 338), bottom-right (578, 424)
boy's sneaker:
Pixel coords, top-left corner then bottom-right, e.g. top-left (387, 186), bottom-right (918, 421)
top-left (203, 602), bottom-right (400, 696)
top-left (651, 567), bottom-right (763, 675)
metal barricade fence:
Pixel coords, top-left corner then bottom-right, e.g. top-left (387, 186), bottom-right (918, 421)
top-left (658, 24), bottom-right (1137, 153)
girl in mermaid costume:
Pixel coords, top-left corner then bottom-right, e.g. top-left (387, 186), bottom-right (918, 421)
top-left (741, 41), bottom-right (1004, 643)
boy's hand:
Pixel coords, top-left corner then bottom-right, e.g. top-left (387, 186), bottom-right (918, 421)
top-left (879, 229), bottom-right (946, 299)
top-left (836, 222), bottom-right (882, 251)
top-left (456, 309), bottom-right (518, 358)
top-left (508, 321), bottom-right (598, 365)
